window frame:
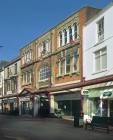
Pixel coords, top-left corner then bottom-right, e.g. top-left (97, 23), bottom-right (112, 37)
top-left (39, 64), bottom-right (49, 81)
top-left (97, 17), bottom-right (104, 42)
top-left (94, 47), bottom-right (107, 73)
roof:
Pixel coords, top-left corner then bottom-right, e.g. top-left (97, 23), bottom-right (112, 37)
top-left (85, 1), bottom-right (113, 26)
top-left (4, 56), bottom-right (20, 68)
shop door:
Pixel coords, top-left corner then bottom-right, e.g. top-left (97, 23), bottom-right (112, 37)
top-left (21, 101), bottom-right (32, 115)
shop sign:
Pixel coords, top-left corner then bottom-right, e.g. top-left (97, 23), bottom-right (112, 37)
top-left (82, 90), bottom-right (89, 95)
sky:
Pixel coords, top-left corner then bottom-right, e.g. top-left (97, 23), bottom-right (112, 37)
top-left (0, 0), bottom-right (112, 61)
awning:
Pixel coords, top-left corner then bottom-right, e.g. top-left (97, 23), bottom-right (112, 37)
top-left (54, 92), bottom-right (81, 101)
top-left (88, 90), bottom-right (101, 98)
top-left (2, 98), bottom-right (17, 103)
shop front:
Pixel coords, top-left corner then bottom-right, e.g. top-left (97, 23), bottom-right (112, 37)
top-left (50, 90), bottom-right (82, 119)
top-left (83, 86), bottom-right (113, 122)
top-left (2, 97), bottom-right (18, 115)
top-left (19, 89), bottom-right (50, 117)
top-left (19, 89), bottom-right (34, 116)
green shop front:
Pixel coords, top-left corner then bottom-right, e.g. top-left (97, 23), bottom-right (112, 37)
top-left (83, 87), bottom-right (113, 122)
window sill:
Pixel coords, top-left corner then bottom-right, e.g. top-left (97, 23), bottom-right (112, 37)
top-left (92, 69), bottom-right (107, 75)
top-left (72, 71), bottom-right (80, 75)
top-left (94, 39), bottom-right (104, 47)
top-left (21, 83), bottom-right (32, 86)
top-left (38, 52), bottom-right (51, 59)
top-left (38, 79), bottom-right (49, 82)
top-left (56, 71), bottom-right (80, 78)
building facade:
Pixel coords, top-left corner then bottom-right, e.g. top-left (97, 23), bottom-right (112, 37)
top-left (2, 57), bottom-right (21, 115)
top-left (83, 2), bottom-right (113, 122)
top-left (0, 69), bottom-right (4, 112)
top-left (49, 7), bottom-right (100, 119)
top-left (0, 5), bottom-right (101, 119)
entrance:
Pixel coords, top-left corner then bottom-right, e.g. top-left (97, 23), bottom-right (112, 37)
top-left (21, 101), bottom-right (33, 115)
top-left (110, 100), bottom-right (113, 117)
top-left (58, 100), bottom-right (81, 116)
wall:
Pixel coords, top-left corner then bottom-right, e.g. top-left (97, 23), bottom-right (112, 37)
top-left (83, 4), bottom-right (113, 80)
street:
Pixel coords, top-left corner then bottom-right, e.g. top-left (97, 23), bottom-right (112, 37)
top-left (0, 115), bottom-right (113, 140)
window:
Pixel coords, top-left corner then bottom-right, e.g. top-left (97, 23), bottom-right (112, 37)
top-left (59, 32), bottom-right (62, 47)
top-left (57, 47), bottom-right (79, 76)
top-left (22, 49), bottom-right (32, 65)
top-left (22, 71), bottom-right (32, 85)
top-left (14, 63), bottom-right (17, 74)
top-left (65, 50), bottom-right (71, 74)
top-left (24, 73), bottom-right (26, 84)
top-left (38, 40), bottom-right (49, 57)
top-left (58, 59), bottom-right (64, 76)
top-left (64, 29), bottom-right (67, 45)
top-left (94, 47), bottom-right (107, 72)
top-left (73, 48), bottom-right (79, 72)
top-left (39, 64), bottom-right (49, 81)
top-left (7, 81), bottom-right (10, 91)
top-left (7, 68), bottom-right (10, 78)
top-left (69, 26), bottom-right (72, 42)
top-left (74, 23), bottom-right (78, 39)
top-left (97, 18), bottom-right (104, 41)
top-left (27, 71), bottom-right (32, 83)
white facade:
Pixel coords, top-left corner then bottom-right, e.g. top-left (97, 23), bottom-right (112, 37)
top-left (83, 3), bottom-right (113, 81)
top-left (4, 58), bottom-right (21, 95)
top-left (83, 3), bottom-right (113, 121)
top-left (0, 70), bottom-right (4, 97)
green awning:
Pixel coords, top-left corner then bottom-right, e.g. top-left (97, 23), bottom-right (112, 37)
top-left (88, 90), bottom-right (101, 98)
top-left (103, 92), bottom-right (112, 97)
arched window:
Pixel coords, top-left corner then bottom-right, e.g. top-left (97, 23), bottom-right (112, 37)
top-left (39, 64), bottom-right (49, 81)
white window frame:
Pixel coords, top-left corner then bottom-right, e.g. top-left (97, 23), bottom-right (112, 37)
top-left (94, 47), bottom-right (107, 73)
top-left (97, 17), bottom-right (104, 42)
top-left (72, 48), bottom-right (79, 72)
top-left (65, 50), bottom-right (71, 74)
top-left (39, 64), bottom-right (49, 81)
top-left (38, 40), bottom-right (50, 57)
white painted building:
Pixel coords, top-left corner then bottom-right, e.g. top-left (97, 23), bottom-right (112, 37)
top-left (0, 69), bottom-right (4, 112)
top-left (2, 57), bottom-right (21, 114)
top-left (83, 2), bottom-right (113, 122)
top-left (0, 69), bottom-right (4, 97)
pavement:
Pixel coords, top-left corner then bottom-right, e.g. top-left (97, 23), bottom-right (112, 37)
top-left (0, 114), bottom-right (113, 140)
